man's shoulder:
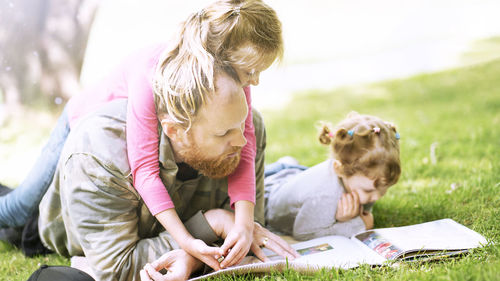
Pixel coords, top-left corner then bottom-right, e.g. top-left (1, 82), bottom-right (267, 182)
top-left (63, 99), bottom-right (131, 175)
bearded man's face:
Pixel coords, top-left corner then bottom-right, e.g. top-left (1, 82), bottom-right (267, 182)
top-left (177, 133), bottom-right (242, 178)
top-left (170, 73), bottom-right (248, 179)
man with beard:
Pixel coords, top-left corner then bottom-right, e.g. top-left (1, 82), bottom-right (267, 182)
top-left (36, 71), bottom-right (298, 281)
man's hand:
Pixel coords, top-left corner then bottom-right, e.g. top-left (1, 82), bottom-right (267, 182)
top-left (140, 249), bottom-right (202, 281)
top-left (250, 222), bottom-right (300, 262)
top-left (360, 209), bottom-right (374, 229)
top-left (335, 191), bottom-right (361, 222)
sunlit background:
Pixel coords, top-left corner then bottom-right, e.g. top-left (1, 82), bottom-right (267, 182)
top-left (80, 0), bottom-right (500, 109)
top-left (1, 0), bottom-right (500, 185)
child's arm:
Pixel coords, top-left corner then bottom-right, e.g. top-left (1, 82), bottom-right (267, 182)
top-left (126, 63), bottom-right (222, 270)
top-left (219, 200), bottom-right (254, 268)
top-left (221, 87), bottom-right (257, 267)
top-left (219, 87), bottom-right (257, 268)
top-left (226, 87), bottom-right (257, 206)
top-left (293, 190), bottom-right (366, 240)
top-left (293, 196), bottom-right (367, 240)
top-left (126, 63), bottom-right (174, 215)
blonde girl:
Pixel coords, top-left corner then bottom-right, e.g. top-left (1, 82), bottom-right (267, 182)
top-left (143, 0), bottom-right (283, 270)
top-left (265, 112), bottom-right (401, 240)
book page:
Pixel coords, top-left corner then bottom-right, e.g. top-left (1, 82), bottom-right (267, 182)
top-left (190, 219), bottom-right (486, 280)
top-left (266, 235), bottom-right (386, 269)
top-left (354, 219), bottom-right (487, 259)
top-left (354, 230), bottom-right (403, 260)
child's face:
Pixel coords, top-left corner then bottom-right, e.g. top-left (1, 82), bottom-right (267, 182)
top-left (233, 66), bottom-right (262, 87)
top-left (231, 45), bottom-right (275, 87)
top-left (342, 174), bottom-right (388, 205)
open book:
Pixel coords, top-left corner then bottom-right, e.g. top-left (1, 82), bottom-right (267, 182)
top-left (190, 219), bottom-right (487, 280)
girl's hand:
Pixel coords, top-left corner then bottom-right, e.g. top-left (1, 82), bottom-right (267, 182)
top-left (335, 191), bottom-right (361, 222)
top-left (360, 208), bottom-right (374, 229)
top-left (183, 239), bottom-right (225, 271)
top-left (155, 209), bottom-right (224, 271)
top-left (219, 222), bottom-right (253, 268)
top-left (204, 209), bottom-right (299, 264)
top-left (140, 249), bottom-right (202, 281)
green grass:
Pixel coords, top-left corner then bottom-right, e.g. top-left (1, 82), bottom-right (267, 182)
top-left (2, 53), bottom-right (500, 281)
top-left (256, 58), bottom-right (500, 280)
top-left (0, 242), bottom-right (69, 280)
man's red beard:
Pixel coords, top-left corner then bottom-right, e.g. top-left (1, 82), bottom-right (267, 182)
top-left (177, 136), bottom-right (242, 179)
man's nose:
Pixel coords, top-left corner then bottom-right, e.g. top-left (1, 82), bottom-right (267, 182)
top-left (230, 129), bottom-right (247, 147)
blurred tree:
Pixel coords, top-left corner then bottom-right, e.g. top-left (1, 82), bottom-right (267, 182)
top-left (0, 0), bottom-right (99, 115)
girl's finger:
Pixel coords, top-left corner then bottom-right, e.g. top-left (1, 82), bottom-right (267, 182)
top-left (344, 193), bottom-right (352, 214)
top-left (352, 191), bottom-right (361, 213)
top-left (205, 258), bottom-right (222, 271)
top-left (144, 263), bottom-right (166, 281)
top-left (220, 242), bottom-right (244, 268)
top-left (220, 238), bottom-right (236, 255)
top-left (140, 269), bottom-right (152, 281)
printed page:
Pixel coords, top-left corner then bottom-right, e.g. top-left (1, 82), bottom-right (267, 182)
top-left (354, 230), bottom-right (403, 260)
top-left (265, 235), bottom-right (386, 269)
top-left (190, 235), bottom-right (387, 280)
top-left (354, 219), bottom-right (487, 259)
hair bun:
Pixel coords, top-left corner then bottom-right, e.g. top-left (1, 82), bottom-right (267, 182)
top-left (318, 125), bottom-right (332, 145)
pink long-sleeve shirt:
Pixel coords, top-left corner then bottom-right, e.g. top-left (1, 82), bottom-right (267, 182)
top-left (67, 44), bottom-right (257, 215)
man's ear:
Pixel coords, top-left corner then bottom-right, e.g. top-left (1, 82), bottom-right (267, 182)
top-left (159, 114), bottom-right (186, 142)
top-left (332, 159), bottom-right (343, 175)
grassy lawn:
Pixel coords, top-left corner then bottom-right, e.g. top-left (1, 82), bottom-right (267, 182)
top-left (1, 55), bottom-right (499, 280)
top-left (259, 57), bottom-right (500, 280)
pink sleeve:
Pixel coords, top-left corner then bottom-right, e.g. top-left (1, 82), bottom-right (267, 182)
top-left (227, 86), bottom-right (257, 207)
top-left (126, 67), bottom-right (174, 216)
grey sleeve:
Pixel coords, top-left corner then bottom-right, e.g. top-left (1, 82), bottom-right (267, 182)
top-left (311, 217), bottom-right (366, 239)
top-left (292, 198), bottom-right (366, 240)
top-left (184, 210), bottom-right (219, 245)
top-left (253, 109), bottom-right (266, 225)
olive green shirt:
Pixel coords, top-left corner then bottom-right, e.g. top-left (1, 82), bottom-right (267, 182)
top-left (38, 99), bottom-right (266, 281)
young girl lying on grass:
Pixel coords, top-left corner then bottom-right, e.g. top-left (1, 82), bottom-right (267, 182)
top-left (265, 112), bottom-right (401, 240)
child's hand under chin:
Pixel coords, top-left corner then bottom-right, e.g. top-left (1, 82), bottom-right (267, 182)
top-left (360, 208), bottom-right (374, 229)
top-left (335, 191), bottom-right (361, 222)
top-left (335, 191), bottom-right (374, 229)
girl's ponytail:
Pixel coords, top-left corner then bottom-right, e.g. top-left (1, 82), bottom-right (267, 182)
top-left (153, 0), bottom-right (283, 129)
top-left (318, 123), bottom-right (333, 145)
top-left (153, 11), bottom-right (216, 130)
top-left (179, 11), bottom-right (215, 94)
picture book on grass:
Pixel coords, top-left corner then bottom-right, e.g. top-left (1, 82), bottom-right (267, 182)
top-left (190, 219), bottom-right (487, 280)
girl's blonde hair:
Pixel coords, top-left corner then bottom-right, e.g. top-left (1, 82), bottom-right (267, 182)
top-left (153, 0), bottom-right (283, 130)
top-left (319, 112), bottom-right (401, 188)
